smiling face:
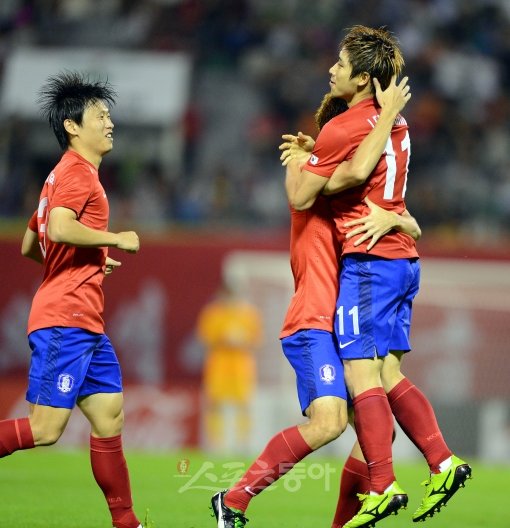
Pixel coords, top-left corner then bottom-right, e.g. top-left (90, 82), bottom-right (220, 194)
top-left (328, 48), bottom-right (370, 107)
top-left (65, 100), bottom-right (114, 167)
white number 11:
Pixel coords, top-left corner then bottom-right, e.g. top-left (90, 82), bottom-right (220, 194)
top-left (337, 305), bottom-right (360, 335)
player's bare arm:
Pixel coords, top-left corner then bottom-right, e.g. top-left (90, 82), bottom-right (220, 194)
top-left (323, 75), bottom-right (411, 195)
top-left (345, 197), bottom-right (421, 250)
top-left (285, 158), bottom-right (328, 210)
top-left (21, 227), bottom-right (43, 264)
top-left (48, 206), bottom-right (140, 252)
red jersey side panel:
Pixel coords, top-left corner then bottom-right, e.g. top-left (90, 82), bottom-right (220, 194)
top-left (280, 197), bottom-right (340, 338)
top-left (28, 150), bottom-right (109, 335)
top-left (304, 98), bottom-right (418, 260)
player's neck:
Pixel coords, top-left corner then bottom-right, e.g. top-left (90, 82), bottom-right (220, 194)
top-left (346, 91), bottom-right (372, 108)
top-left (67, 146), bottom-right (103, 170)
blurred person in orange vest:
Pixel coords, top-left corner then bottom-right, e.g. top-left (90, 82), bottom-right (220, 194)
top-left (197, 280), bottom-right (263, 452)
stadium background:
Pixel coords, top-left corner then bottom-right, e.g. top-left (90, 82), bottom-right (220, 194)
top-left (0, 0), bottom-right (509, 466)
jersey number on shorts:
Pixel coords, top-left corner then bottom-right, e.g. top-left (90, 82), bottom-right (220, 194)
top-left (383, 130), bottom-right (410, 200)
top-left (337, 305), bottom-right (359, 335)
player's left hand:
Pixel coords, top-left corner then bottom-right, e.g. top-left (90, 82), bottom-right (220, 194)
top-left (279, 131), bottom-right (316, 167)
top-left (344, 197), bottom-right (398, 251)
top-left (280, 131), bottom-right (316, 153)
top-left (374, 75), bottom-right (411, 114)
top-left (105, 256), bottom-right (122, 275)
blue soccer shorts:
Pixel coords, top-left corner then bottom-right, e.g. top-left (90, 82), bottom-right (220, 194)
top-left (281, 328), bottom-right (348, 416)
top-left (26, 327), bottom-right (123, 409)
top-left (335, 255), bottom-right (420, 360)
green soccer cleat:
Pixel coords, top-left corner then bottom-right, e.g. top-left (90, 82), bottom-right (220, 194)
top-left (210, 490), bottom-right (248, 528)
top-left (343, 481), bottom-right (408, 528)
top-left (412, 455), bottom-right (472, 522)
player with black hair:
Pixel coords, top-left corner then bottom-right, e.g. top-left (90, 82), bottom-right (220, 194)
top-left (211, 74), bottom-right (418, 528)
top-left (0, 71), bottom-right (143, 528)
top-left (286, 25), bottom-right (471, 528)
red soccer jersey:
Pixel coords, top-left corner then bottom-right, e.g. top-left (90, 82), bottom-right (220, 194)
top-left (27, 150), bottom-right (109, 335)
top-left (304, 98), bottom-right (418, 260)
top-left (280, 196), bottom-right (341, 338)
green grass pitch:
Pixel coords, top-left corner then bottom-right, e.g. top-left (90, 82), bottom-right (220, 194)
top-left (0, 448), bottom-right (506, 527)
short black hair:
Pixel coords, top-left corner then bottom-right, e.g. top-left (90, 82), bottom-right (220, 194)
top-left (341, 25), bottom-right (404, 92)
top-left (38, 71), bottom-right (117, 150)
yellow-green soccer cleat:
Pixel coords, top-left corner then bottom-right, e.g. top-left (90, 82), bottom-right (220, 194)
top-left (343, 481), bottom-right (408, 528)
top-left (412, 455), bottom-right (472, 522)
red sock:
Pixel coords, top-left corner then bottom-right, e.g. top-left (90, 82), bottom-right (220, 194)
top-left (225, 426), bottom-right (313, 512)
top-left (90, 435), bottom-right (140, 528)
top-left (331, 456), bottom-right (369, 528)
top-left (387, 378), bottom-right (451, 473)
top-left (353, 388), bottom-right (395, 493)
top-left (0, 418), bottom-right (35, 457)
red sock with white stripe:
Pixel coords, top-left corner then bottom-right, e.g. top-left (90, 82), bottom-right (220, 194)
top-left (224, 426), bottom-right (313, 512)
top-left (353, 388), bottom-right (395, 493)
top-left (90, 435), bottom-right (140, 528)
top-left (331, 455), bottom-right (370, 528)
top-left (0, 418), bottom-right (35, 457)
top-left (387, 378), bottom-right (451, 473)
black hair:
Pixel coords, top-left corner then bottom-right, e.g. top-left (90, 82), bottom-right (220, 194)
top-left (341, 25), bottom-right (404, 91)
top-left (37, 71), bottom-right (117, 150)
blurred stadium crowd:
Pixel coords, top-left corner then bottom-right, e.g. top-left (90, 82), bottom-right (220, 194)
top-left (1, 0), bottom-right (510, 241)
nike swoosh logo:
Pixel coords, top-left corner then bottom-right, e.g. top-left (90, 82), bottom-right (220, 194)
top-left (339, 339), bottom-right (356, 349)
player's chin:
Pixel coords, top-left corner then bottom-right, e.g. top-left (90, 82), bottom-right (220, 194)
top-left (102, 143), bottom-right (114, 155)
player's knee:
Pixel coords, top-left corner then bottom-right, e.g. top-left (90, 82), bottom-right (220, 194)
top-left (381, 370), bottom-right (404, 393)
top-left (113, 410), bottom-right (124, 433)
top-left (325, 422), bottom-right (345, 443)
top-left (94, 409), bottom-right (124, 437)
top-left (33, 426), bottom-right (64, 446)
top-left (313, 418), bottom-right (346, 444)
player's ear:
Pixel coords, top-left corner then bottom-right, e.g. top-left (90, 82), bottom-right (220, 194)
top-left (63, 119), bottom-right (78, 137)
top-left (358, 71), bottom-right (371, 89)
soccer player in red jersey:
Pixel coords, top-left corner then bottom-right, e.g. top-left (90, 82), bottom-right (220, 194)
top-left (285, 26), bottom-right (472, 528)
top-left (0, 72), bottom-right (143, 528)
top-left (211, 74), bottom-right (419, 528)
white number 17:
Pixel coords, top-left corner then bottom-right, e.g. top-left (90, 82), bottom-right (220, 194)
top-left (383, 130), bottom-right (410, 200)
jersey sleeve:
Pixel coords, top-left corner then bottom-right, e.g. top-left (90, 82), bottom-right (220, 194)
top-left (304, 120), bottom-right (352, 177)
top-left (28, 210), bottom-right (38, 232)
top-left (51, 163), bottom-right (94, 217)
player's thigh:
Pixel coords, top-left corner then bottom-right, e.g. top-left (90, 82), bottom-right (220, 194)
top-left (336, 256), bottom-right (416, 361)
top-left (343, 357), bottom-right (384, 398)
top-left (26, 327), bottom-right (98, 409)
top-left (229, 352), bottom-right (256, 403)
top-left (77, 391), bottom-right (124, 437)
top-left (78, 334), bottom-right (123, 401)
top-left (29, 404), bottom-right (73, 445)
top-left (381, 350), bottom-right (405, 393)
top-left (305, 394), bottom-right (348, 433)
top-left (388, 260), bottom-right (420, 353)
top-left (203, 351), bottom-right (238, 402)
top-left (281, 329), bottom-right (348, 416)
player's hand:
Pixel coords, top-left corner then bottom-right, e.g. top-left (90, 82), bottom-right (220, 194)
top-left (104, 256), bottom-right (121, 275)
top-left (116, 231), bottom-right (140, 253)
top-left (279, 131), bottom-right (315, 153)
top-left (279, 132), bottom-right (314, 167)
top-left (374, 75), bottom-right (411, 115)
top-left (344, 197), bottom-right (398, 251)
top-left (280, 145), bottom-right (311, 167)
